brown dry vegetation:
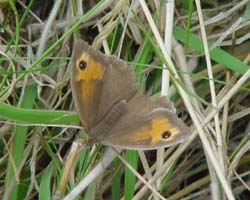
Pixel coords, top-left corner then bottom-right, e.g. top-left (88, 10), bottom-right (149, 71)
top-left (0, 0), bottom-right (250, 200)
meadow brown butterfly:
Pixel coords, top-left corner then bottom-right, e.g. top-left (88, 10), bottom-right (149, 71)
top-left (70, 40), bottom-right (189, 150)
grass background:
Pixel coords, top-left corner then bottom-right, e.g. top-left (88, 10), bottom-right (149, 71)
top-left (0, 0), bottom-right (250, 200)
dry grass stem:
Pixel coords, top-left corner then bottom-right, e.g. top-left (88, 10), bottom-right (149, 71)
top-left (1, 1), bottom-right (249, 199)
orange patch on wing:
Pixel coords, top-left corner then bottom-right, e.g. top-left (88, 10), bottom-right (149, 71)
top-left (74, 53), bottom-right (104, 100)
top-left (129, 118), bottom-right (180, 145)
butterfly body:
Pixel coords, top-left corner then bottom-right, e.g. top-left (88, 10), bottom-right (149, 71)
top-left (70, 40), bottom-right (189, 150)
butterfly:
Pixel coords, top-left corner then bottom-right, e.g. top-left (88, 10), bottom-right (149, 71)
top-left (70, 40), bottom-right (189, 150)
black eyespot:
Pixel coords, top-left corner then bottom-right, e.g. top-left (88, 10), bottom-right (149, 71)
top-left (79, 60), bottom-right (87, 70)
top-left (162, 131), bottom-right (171, 139)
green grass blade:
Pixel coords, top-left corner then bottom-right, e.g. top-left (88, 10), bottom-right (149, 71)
top-left (112, 158), bottom-right (121, 200)
top-left (124, 150), bottom-right (138, 200)
top-left (173, 26), bottom-right (250, 74)
top-left (0, 101), bottom-right (78, 125)
top-left (4, 85), bottom-right (37, 200)
top-left (39, 165), bottom-right (54, 200)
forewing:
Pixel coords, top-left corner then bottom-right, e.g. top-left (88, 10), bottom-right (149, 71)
top-left (70, 40), bottom-right (137, 132)
top-left (70, 40), bottom-right (107, 131)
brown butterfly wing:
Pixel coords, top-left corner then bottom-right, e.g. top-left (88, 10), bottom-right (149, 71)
top-left (100, 94), bottom-right (189, 150)
top-left (70, 40), bottom-right (137, 132)
top-left (95, 55), bottom-right (137, 127)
